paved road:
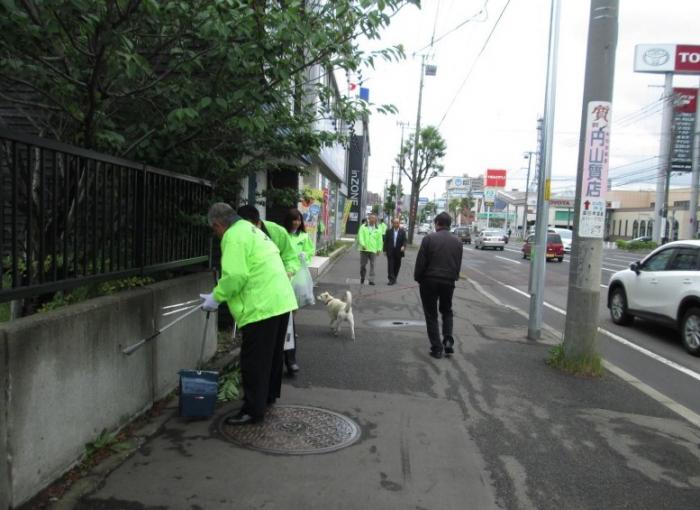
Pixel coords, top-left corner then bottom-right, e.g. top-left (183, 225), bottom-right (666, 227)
top-left (459, 238), bottom-right (700, 420)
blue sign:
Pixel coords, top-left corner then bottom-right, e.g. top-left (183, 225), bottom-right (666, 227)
top-left (453, 177), bottom-right (463, 187)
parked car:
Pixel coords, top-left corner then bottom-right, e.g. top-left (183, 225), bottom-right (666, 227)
top-left (521, 233), bottom-right (564, 262)
top-left (630, 235), bottom-right (652, 243)
top-left (417, 224), bottom-right (430, 235)
top-left (475, 230), bottom-right (505, 250)
top-left (452, 226), bottom-right (472, 244)
top-left (607, 240), bottom-right (700, 356)
top-left (553, 228), bottom-right (572, 253)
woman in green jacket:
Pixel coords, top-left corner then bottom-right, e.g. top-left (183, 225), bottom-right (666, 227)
top-left (283, 208), bottom-right (315, 374)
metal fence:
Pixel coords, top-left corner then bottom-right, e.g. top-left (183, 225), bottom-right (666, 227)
top-left (0, 128), bottom-right (212, 302)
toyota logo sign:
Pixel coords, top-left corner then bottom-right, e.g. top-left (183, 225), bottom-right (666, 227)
top-left (642, 47), bottom-right (670, 66)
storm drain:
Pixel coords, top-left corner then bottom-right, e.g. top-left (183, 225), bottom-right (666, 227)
top-left (217, 405), bottom-right (360, 455)
top-left (366, 319), bottom-right (426, 328)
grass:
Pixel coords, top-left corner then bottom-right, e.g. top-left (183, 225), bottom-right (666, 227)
top-left (546, 343), bottom-right (603, 377)
top-left (316, 240), bottom-right (352, 257)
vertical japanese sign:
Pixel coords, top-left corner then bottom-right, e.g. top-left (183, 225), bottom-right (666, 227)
top-left (670, 87), bottom-right (697, 172)
top-left (578, 101), bottom-right (611, 238)
top-left (322, 187), bottom-right (330, 240)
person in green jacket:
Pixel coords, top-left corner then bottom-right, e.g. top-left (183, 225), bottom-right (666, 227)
top-left (357, 213), bottom-right (383, 285)
top-left (236, 205), bottom-right (300, 277)
top-left (200, 203), bottom-right (298, 425)
top-left (283, 207), bottom-right (315, 374)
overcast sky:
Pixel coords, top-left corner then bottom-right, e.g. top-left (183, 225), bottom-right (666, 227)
top-left (356, 0), bottom-right (700, 201)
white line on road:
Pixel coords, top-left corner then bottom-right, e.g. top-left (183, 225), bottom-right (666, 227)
top-left (495, 256), bottom-right (521, 265)
top-left (497, 281), bottom-right (700, 384)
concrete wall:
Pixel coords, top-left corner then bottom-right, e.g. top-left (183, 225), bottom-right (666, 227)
top-left (0, 272), bottom-right (216, 508)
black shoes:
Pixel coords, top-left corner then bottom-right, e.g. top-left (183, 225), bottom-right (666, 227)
top-left (225, 412), bottom-right (262, 426)
top-left (429, 350), bottom-right (443, 359)
top-left (388, 281), bottom-right (395, 285)
top-left (287, 362), bottom-right (300, 373)
top-left (360, 278), bottom-right (365, 284)
top-left (369, 282), bottom-right (375, 286)
top-left (443, 336), bottom-right (455, 355)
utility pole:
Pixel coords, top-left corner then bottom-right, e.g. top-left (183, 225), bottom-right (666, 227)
top-left (522, 150), bottom-right (536, 239)
top-left (653, 73), bottom-right (674, 243)
top-left (407, 54), bottom-right (426, 245)
top-left (396, 121), bottom-right (410, 219)
top-left (562, 0), bottom-right (619, 359)
top-left (686, 78), bottom-right (700, 240)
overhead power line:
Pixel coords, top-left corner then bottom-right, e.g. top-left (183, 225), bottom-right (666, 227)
top-left (437, 0), bottom-right (511, 128)
top-left (412, 0), bottom-right (490, 55)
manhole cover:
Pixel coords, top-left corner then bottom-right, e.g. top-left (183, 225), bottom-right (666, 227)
top-left (217, 405), bottom-right (360, 455)
top-left (365, 319), bottom-right (426, 328)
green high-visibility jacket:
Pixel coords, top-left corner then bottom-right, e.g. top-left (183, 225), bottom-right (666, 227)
top-left (262, 220), bottom-right (300, 275)
top-left (213, 219), bottom-right (298, 328)
top-left (358, 224), bottom-right (382, 253)
top-left (289, 230), bottom-right (315, 264)
top-left (378, 222), bottom-right (388, 236)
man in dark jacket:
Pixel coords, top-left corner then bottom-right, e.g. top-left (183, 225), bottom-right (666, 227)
top-left (414, 212), bottom-right (463, 358)
top-left (383, 217), bottom-right (406, 285)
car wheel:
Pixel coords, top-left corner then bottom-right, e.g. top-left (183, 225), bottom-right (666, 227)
top-left (610, 287), bottom-right (634, 326)
top-left (558, 257), bottom-right (563, 262)
top-left (499, 246), bottom-right (504, 251)
top-left (681, 307), bottom-right (700, 356)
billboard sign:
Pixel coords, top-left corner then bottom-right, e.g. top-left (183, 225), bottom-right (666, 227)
top-left (484, 188), bottom-right (496, 206)
top-left (671, 87), bottom-right (698, 171)
top-left (578, 101), bottom-right (611, 239)
top-left (453, 177), bottom-right (464, 187)
top-left (634, 44), bottom-right (700, 74)
top-left (418, 197), bottom-right (429, 205)
top-left (485, 169), bottom-right (507, 188)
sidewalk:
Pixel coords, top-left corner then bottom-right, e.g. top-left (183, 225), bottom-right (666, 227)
top-left (71, 245), bottom-right (700, 509)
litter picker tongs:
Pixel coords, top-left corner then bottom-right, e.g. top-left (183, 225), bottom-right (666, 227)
top-left (122, 298), bottom-right (208, 355)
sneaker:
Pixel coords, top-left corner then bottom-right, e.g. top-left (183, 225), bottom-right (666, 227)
top-left (443, 336), bottom-right (455, 355)
top-left (429, 350), bottom-right (443, 359)
top-left (360, 278), bottom-right (365, 284)
top-left (369, 281), bottom-right (375, 286)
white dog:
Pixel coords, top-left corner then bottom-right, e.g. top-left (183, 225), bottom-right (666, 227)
top-left (317, 290), bottom-right (355, 341)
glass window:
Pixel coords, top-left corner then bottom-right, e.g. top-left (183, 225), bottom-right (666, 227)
top-left (640, 220), bottom-right (646, 236)
top-left (632, 220), bottom-right (639, 238)
top-left (641, 249), bottom-right (675, 272)
top-left (547, 234), bottom-right (562, 244)
top-left (668, 248), bottom-right (700, 271)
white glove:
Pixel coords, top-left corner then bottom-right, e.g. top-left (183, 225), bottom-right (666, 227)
top-left (200, 293), bottom-right (220, 312)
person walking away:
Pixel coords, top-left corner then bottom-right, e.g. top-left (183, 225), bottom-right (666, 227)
top-left (414, 212), bottom-right (463, 359)
top-left (237, 205), bottom-right (301, 384)
top-left (358, 214), bottom-right (382, 285)
top-left (201, 203), bottom-right (298, 425)
top-left (283, 208), bottom-right (315, 374)
top-left (384, 217), bottom-right (406, 285)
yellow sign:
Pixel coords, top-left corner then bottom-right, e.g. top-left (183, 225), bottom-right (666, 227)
top-left (544, 179), bottom-right (551, 201)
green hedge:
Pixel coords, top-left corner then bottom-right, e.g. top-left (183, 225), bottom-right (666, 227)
top-left (615, 240), bottom-right (658, 251)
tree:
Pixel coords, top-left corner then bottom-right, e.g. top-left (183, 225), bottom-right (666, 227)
top-left (397, 126), bottom-right (446, 243)
top-left (0, 0), bottom-right (416, 197)
top-left (383, 183), bottom-right (397, 219)
top-left (448, 198), bottom-right (461, 222)
top-left (419, 200), bottom-right (436, 223)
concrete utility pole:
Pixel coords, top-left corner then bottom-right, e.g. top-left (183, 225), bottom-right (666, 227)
top-left (407, 55), bottom-right (426, 245)
top-left (686, 79), bottom-right (700, 240)
top-left (653, 73), bottom-right (674, 243)
top-left (563, 0), bottom-right (619, 358)
top-left (528, 0), bottom-right (561, 340)
top-left (396, 121), bottom-right (410, 218)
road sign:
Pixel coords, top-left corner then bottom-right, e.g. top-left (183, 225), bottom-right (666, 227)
top-left (484, 189), bottom-right (496, 206)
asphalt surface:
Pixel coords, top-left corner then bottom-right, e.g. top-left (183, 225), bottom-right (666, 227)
top-left (460, 237), bottom-right (700, 420)
top-left (73, 243), bottom-right (700, 509)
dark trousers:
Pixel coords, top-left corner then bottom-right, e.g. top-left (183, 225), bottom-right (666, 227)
top-left (240, 312), bottom-right (288, 418)
top-left (386, 252), bottom-right (402, 282)
top-left (418, 279), bottom-right (455, 352)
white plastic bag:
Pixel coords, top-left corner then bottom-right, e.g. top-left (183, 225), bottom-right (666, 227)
top-left (291, 258), bottom-right (315, 307)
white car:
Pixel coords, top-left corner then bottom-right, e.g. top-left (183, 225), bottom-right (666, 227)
top-left (607, 240), bottom-right (700, 356)
top-left (553, 228), bottom-right (572, 253)
top-left (417, 224), bottom-right (430, 235)
top-left (474, 230), bottom-right (506, 251)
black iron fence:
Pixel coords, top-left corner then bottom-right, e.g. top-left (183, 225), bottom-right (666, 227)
top-left (0, 128), bottom-right (212, 302)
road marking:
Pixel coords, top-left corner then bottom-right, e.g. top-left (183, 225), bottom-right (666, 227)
top-left (504, 248), bottom-right (522, 255)
top-left (496, 256), bottom-right (521, 265)
top-left (464, 274), bottom-right (700, 429)
top-left (600, 284), bottom-right (608, 288)
top-left (598, 327), bottom-right (700, 383)
top-left (602, 267), bottom-right (619, 272)
top-left (497, 281), bottom-right (700, 384)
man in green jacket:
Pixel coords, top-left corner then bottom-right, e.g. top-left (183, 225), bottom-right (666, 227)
top-left (236, 205), bottom-right (300, 277)
top-left (357, 213), bottom-right (383, 285)
top-left (201, 203), bottom-right (298, 425)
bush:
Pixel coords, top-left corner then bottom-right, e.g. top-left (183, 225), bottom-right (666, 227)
top-left (617, 240), bottom-right (657, 251)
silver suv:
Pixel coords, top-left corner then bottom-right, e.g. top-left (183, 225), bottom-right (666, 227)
top-left (607, 240), bottom-right (700, 356)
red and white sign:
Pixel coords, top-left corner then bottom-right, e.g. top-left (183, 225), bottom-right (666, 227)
top-left (485, 169), bottom-right (507, 188)
top-left (578, 101), bottom-right (611, 239)
top-left (634, 44), bottom-right (700, 74)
